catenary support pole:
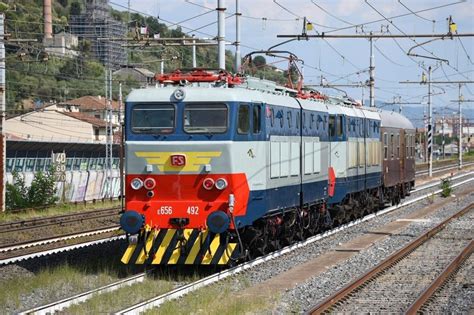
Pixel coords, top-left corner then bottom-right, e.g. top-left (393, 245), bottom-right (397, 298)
top-left (235, 0), bottom-right (241, 72)
top-left (217, 0), bottom-right (226, 69)
top-left (369, 32), bottom-right (375, 108)
top-left (192, 34), bottom-right (196, 68)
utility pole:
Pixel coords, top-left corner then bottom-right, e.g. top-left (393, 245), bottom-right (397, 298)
top-left (217, 0), bottom-right (226, 69)
top-left (442, 115), bottom-right (445, 159)
top-left (458, 84), bottom-right (461, 169)
top-left (369, 32), bottom-right (375, 108)
top-left (235, 0), bottom-right (241, 72)
top-left (0, 14), bottom-right (5, 212)
top-left (400, 79), bottom-right (474, 176)
top-left (119, 81), bottom-right (124, 212)
top-left (448, 86), bottom-right (474, 170)
top-left (104, 69), bottom-right (113, 198)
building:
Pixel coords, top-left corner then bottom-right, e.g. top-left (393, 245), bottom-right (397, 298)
top-left (113, 67), bottom-right (156, 86)
top-left (57, 95), bottom-right (121, 125)
top-left (4, 109), bottom-right (111, 144)
top-left (70, 0), bottom-right (127, 67)
top-left (43, 31), bottom-right (80, 58)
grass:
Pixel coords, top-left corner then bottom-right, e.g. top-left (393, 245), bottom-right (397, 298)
top-left (65, 278), bottom-right (174, 314)
top-left (0, 263), bottom-right (118, 313)
top-left (147, 277), bottom-right (279, 315)
top-left (0, 199), bottom-right (121, 223)
top-left (64, 269), bottom-right (203, 314)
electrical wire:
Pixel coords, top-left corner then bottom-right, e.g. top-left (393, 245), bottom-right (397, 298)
top-left (323, 0), bottom-right (465, 34)
top-left (397, 0), bottom-right (436, 24)
top-left (272, 0), bottom-right (339, 29)
top-left (374, 43), bottom-right (412, 68)
top-left (310, 0), bottom-right (355, 26)
top-left (457, 37), bottom-right (474, 65)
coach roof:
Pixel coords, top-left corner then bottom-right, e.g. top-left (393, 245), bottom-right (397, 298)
top-left (379, 110), bottom-right (415, 129)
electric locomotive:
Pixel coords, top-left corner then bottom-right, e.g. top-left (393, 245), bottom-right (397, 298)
top-left (119, 66), bottom-right (415, 266)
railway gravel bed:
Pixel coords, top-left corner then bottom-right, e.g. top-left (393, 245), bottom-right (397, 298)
top-left (274, 183), bottom-right (474, 313)
top-left (236, 177), bottom-right (474, 289)
top-left (419, 253), bottom-right (474, 313)
top-left (321, 206), bottom-right (473, 312)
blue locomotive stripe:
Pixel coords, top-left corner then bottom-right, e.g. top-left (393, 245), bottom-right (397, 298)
top-left (234, 172), bottom-right (382, 227)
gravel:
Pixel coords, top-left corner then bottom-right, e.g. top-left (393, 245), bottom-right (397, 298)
top-left (216, 178), bottom-right (474, 314)
top-left (275, 182), bottom-right (474, 313)
top-left (421, 254), bottom-right (474, 313)
top-left (237, 179), bottom-right (474, 289)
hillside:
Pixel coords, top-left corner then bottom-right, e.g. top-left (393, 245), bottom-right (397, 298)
top-left (1, 0), bottom-right (286, 114)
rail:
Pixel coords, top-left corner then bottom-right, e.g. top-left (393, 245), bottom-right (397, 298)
top-left (405, 240), bottom-right (473, 315)
top-left (307, 203), bottom-right (473, 314)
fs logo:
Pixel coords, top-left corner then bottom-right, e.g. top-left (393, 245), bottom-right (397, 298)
top-left (170, 154), bottom-right (186, 166)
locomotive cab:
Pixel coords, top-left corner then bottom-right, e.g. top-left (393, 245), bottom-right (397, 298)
top-left (120, 86), bottom-right (267, 265)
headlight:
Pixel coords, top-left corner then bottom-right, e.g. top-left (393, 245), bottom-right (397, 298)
top-left (202, 178), bottom-right (215, 190)
top-left (144, 178), bottom-right (156, 190)
top-left (215, 178), bottom-right (228, 190)
top-left (130, 178), bottom-right (143, 190)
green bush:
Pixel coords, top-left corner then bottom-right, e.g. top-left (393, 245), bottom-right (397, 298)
top-left (5, 171), bottom-right (29, 210)
top-left (6, 170), bottom-right (58, 211)
top-left (440, 178), bottom-right (452, 198)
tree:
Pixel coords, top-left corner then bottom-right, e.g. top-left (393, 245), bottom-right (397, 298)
top-left (253, 55), bottom-right (267, 68)
top-left (70, 1), bottom-right (81, 16)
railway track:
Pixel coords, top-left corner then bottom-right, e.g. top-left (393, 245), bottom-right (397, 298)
top-left (21, 173), bottom-right (474, 314)
top-left (0, 207), bottom-right (120, 234)
top-left (415, 161), bottom-right (474, 177)
top-left (307, 203), bottom-right (473, 314)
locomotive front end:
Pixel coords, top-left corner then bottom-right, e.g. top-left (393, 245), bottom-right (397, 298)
top-left (120, 88), bottom-right (249, 265)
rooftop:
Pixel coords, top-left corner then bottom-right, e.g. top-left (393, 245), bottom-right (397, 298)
top-left (60, 95), bottom-right (120, 110)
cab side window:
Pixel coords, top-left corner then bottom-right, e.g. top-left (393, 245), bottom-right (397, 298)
top-left (253, 105), bottom-right (261, 134)
top-left (238, 104), bottom-right (250, 134)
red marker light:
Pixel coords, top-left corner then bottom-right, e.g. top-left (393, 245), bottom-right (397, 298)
top-left (203, 178), bottom-right (215, 190)
top-left (144, 178), bottom-right (156, 190)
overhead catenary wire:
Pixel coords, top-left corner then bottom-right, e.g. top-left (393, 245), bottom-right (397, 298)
top-left (323, 0), bottom-right (465, 34)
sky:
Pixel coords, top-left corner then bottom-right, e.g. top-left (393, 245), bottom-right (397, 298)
top-left (110, 0), bottom-right (474, 123)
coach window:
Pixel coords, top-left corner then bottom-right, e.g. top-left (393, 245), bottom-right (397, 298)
top-left (302, 112), bottom-right (306, 129)
top-left (396, 134), bottom-right (400, 158)
top-left (287, 111), bottom-right (292, 128)
top-left (390, 134), bottom-right (395, 159)
top-left (253, 105), bottom-right (261, 134)
top-left (296, 112), bottom-right (300, 129)
top-left (384, 133), bottom-right (388, 159)
top-left (270, 108), bottom-right (274, 127)
top-left (132, 104), bottom-right (175, 134)
top-left (329, 115), bottom-right (336, 137)
top-left (337, 116), bottom-right (344, 137)
top-left (237, 104), bottom-right (250, 134)
top-left (310, 114), bottom-right (314, 129)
